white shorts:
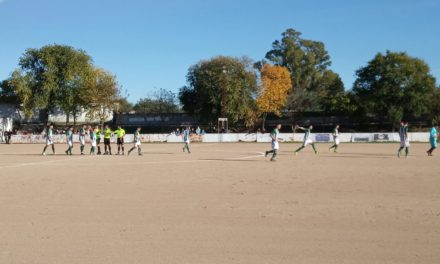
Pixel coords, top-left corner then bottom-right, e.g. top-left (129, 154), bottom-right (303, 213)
top-left (303, 139), bottom-right (313, 146)
top-left (91, 140), bottom-right (97, 147)
top-left (272, 141), bottom-right (279, 150)
top-left (67, 141), bottom-right (73, 147)
top-left (79, 136), bottom-right (85, 146)
top-left (400, 139), bottom-right (410, 147)
top-left (334, 138), bottom-right (340, 145)
top-left (135, 141), bottom-right (141, 147)
top-left (46, 139), bottom-right (54, 145)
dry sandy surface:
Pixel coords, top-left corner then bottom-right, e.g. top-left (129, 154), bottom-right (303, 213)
top-left (0, 142), bottom-right (439, 264)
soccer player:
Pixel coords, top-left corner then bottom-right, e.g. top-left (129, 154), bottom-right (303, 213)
top-left (89, 126), bottom-right (97, 155)
top-left (65, 127), bottom-right (74, 155)
top-left (329, 124), bottom-right (340, 153)
top-left (103, 125), bottom-right (112, 155)
top-left (265, 123), bottom-right (282, 161)
top-left (95, 125), bottom-right (102, 155)
top-left (182, 126), bottom-right (191, 154)
top-left (42, 124), bottom-right (56, 156)
top-left (115, 125), bottom-right (126, 155)
top-left (397, 121), bottom-right (410, 158)
top-left (294, 125), bottom-right (318, 155)
top-left (128, 127), bottom-right (142, 156)
top-left (79, 124), bottom-right (87, 155)
top-left (427, 125), bottom-right (438, 156)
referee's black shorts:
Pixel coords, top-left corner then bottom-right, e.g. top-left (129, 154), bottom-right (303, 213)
top-left (104, 138), bottom-right (110, 145)
top-left (117, 138), bottom-right (124, 145)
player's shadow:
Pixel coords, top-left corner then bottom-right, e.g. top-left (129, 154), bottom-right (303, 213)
top-left (199, 158), bottom-right (259, 162)
top-left (142, 152), bottom-right (176, 155)
top-left (322, 154), bottom-right (394, 159)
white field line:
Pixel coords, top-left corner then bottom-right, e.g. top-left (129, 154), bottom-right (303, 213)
top-left (0, 156), bottom-right (84, 169)
top-left (0, 152), bottom-right (266, 169)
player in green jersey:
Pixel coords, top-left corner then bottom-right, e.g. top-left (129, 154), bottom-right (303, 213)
top-left (182, 127), bottom-right (191, 154)
top-left (89, 126), bottom-right (97, 155)
top-left (265, 123), bottom-right (282, 162)
top-left (294, 125), bottom-right (318, 155)
top-left (398, 121), bottom-right (410, 158)
top-left (329, 125), bottom-right (340, 153)
top-left (65, 127), bottom-right (74, 155)
top-left (128, 127), bottom-right (142, 156)
top-left (79, 125), bottom-right (87, 155)
top-left (42, 124), bottom-right (56, 156)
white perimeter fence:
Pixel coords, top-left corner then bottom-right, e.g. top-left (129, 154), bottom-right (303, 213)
top-left (4, 132), bottom-right (430, 144)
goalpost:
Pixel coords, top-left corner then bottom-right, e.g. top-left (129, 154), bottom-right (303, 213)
top-left (218, 118), bottom-right (228, 142)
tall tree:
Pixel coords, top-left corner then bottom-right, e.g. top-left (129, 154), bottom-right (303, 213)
top-left (180, 56), bottom-right (257, 126)
top-left (16, 44), bottom-right (93, 123)
top-left (256, 64), bottom-right (292, 130)
top-left (352, 51), bottom-right (437, 129)
top-left (80, 68), bottom-right (120, 127)
top-left (262, 28), bottom-right (343, 111)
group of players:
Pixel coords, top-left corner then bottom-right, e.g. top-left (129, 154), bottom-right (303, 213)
top-left (264, 121), bottom-right (438, 161)
top-left (41, 124), bottom-right (192, 156)
top-left (40, 121), bottom-right (438, 160)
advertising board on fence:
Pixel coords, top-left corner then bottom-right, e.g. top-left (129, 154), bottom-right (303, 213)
top-left (315, 134), bottom-right (331, 142)
top-left (351, 134), bottom-right (371, 142)
top-left (373, 133), bottom-right (391, 142)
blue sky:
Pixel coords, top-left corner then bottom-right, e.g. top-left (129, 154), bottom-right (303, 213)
top-left (1, 0), bottom-right (439, 102)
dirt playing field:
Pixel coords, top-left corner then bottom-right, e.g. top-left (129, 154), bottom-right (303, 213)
top-left (0, 142), bottom-right (439, 264)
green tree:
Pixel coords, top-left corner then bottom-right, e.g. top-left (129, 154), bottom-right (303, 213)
top-left (429, 87), bottom-right (440, 125)
top-left (117, 97), bottom-right (134, 113)
top-left (16, 44), bottom-right (93, 123)
top-left (317, 70), bottom-right (349, 113)
top-left (1, 70), bottom-right (34, 118)
top-left (180, 56), bottom-right (257, 126)
top-left (262, 28), bottom-right (343, 111)
top-left (0, 78), bottom-right (21, 105)
top-left (178, 86), bottom-right (197, 114)
top-left (352, 51), bottom-right (437, 129)
top-left (134, 88), bottom-right (180, 113)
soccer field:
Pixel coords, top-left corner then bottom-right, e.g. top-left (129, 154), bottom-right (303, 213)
top-left (0, 143), bottom-right (439, 264)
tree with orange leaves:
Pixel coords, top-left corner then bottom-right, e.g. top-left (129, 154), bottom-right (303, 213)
top-left (256, 64), bottom-right (292, 130)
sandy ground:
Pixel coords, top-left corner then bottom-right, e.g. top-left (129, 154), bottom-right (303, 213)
top-left (0, 142), bottom-right (439, 264)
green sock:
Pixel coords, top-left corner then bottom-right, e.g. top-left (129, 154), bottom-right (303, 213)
top-left (311, 144), bottom-right (317, 153)
top-left (295, 146), bottom-right (304, 153)
top-left (271, 150), bottom-right (277, 160)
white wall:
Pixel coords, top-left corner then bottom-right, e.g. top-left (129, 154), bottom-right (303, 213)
top-left (6, 132), bottom-right (432, 144)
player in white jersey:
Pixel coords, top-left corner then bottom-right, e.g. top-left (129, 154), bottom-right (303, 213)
top-left (128, 127), bottom-right (143, 156)
top-left (294, 125), bottom-right (318, 155)
top-left (397, 121), bottom-right (410, 158)
top-left (182, 127), bottom-right (191, 154)
top-left (329, 125), bottom-right (340, 153)
top-left (42, 124), bottom-right (56, 156)
top-left (79, 125), bottom-right (87, 155)
top-left (65, 127), bottom-right (74, 155)
top-left (89, 126), bottom-right (97, 155)
top-left (265, 123), bottom-right (282, 162)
